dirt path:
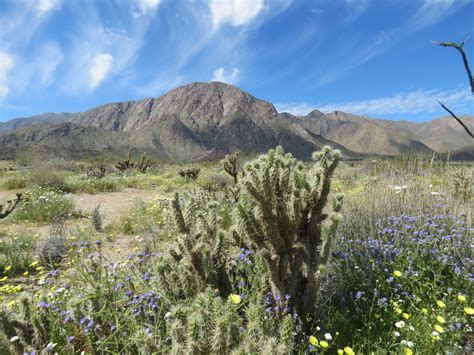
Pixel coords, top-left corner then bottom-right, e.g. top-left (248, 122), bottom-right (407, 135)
top-left (72, 188), bottom-right (159, 223)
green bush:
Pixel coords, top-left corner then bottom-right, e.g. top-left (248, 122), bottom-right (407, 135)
top-left (0, 172), bottom-right (27, 190)
top-left (12, 187), bottom-right (74, 223)
top-left (28, 168), bottom-right (68, 191)
top-left (0, 229), bottom-right (38, 275)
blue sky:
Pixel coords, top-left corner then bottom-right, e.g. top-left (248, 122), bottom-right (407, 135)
top-left (0, 0), bottom-right (473, 122)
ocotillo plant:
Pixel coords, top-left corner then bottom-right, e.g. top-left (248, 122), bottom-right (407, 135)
top-left (0, 193), bottom-right (21, 219)
top-left (235, 146), bottom-right (343, 322)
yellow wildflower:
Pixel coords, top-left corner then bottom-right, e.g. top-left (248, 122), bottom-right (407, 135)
top-left (422, 308), bottom-right (428, 315)
top-left (309, 336), bottom-right (318, 346)
top-left (393, 270), bottom-right (402, 277)
top-left (4, 266), bottom-right (12, 272)
top-left (22, 271), bottom-right (29, 277)
top-left (457, 295), bottom-right (466, 302)
top-left (436, 300), bottom-right (445, 308)
top-left (402, 313), bottom-right (410, 319)
top-left (434, 324), bottom-right (444, 333)
top-left (29, 261), bottom-right (39, 267)
top-left (436, 316), bottom-right (445, 324)
top-left (0, 276), bottom-right (8, 282)
top-left (464, 307), bottom-right (474, 315)
top-left (337, 350), bottom-right (344, 355)
top-left (403, 348), bottom-right (413, 355)
top-left (320, 340), bottom-right (329, 348)
top-left (344, 346), bottom-right (355, 355)
top-left (395, 308), bottom-right (402, 314)
top-left (228, 294), bottom-right (241, 305)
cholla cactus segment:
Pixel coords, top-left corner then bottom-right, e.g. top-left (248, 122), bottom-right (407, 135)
top-left (0, 193), bottom-right (21, 220)
top-left (221, 152), bottom-right (240, 184)
top-left (236, 145), bottom-right (343, 320)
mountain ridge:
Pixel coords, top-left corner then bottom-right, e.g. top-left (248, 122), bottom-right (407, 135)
top-left (0, 82), bottom-right (472, 161)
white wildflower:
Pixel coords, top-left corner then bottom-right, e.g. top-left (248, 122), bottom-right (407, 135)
top-left (395, 320), bottom-right (405, 328)
top-left (10, 336), bottom-right (19, 342)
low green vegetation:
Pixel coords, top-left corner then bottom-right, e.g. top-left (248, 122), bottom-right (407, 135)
top-left (0, 149), bottom-right (471, 354)
top-left (11, 187), bottom-right (74, 223)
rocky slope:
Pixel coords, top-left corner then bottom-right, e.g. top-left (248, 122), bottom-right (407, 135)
top-left (293, 110), bottom-right (473, 156)
top-left (0, 82), bottom-right (356, 161)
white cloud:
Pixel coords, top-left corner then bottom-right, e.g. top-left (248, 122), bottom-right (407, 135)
top-left (132, 0), bottom-right (161, 17)
top-left (0, 52), bottom-right (14, 98)
top-left (210, 0), bottom-right (265, 28)
top-left (344, 0), bottom-right (370, 22)
top-left (89, 53), bottom-right (113, 89)
top-left (211, 67), bottom-right (240, 84)
top-left (36, 42), bottom-right (63, 87)
top-left (276, 87), bottom-right (474, 117)
top-left (37, 0), bottom-right (59, 13)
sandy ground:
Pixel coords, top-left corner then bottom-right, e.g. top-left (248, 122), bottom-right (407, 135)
top-left (72, 188), bottom-right (158, 222)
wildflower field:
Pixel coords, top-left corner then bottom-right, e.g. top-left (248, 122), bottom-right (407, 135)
top-left (0, 149), bottom-right (472, 354)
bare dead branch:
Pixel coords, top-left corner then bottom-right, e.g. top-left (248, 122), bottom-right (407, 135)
top-left (437, 100), bottom-right (474, 139)
top-left (433, 36), bottom-right (474, 94)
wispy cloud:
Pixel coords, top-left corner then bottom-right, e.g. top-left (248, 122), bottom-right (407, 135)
top-left (344, 0), bottom-right (370, 23)
top-left (0, 52), bottom-right (14, 98)
top-left (275, 102), bottom-right (318, 116)
top-left (35, 42), bottom-right (64, 87)
top-left (276, 86), bottom-right (474, 117)
top-left (314, 0), bottom-right (470, 86)
top-left (132, 0), bottom-right (161, 17)
top-left (37, 0), bottom-right (60, 13)
top-left (211, 67), bottom-right (240, 84)
top-left (209, 0), bottom-right (265, 28)
top-left (89, 53), bottom-right (114, 89)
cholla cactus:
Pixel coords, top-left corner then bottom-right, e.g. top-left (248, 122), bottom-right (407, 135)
top-left (178, 167), bottom-right (200, 180)
top-left (115, 148), bottom-right (152, 173)
top-left (115, 147), bottom-right (134, 172)
top-left (159, 194), bottom-right (232, 298)
top-left (236, 146), bottom-right (343, 320)
top-left (137, 152), bottom-right (151, 173)
top-left (0, 193), bottom-right (21, 220)
top-left (221, 152), bottom-right (240, 184)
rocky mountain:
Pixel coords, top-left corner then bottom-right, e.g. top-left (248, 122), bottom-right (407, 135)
top-left (0, 112), bottom-right (76, 132)
top-left (0, 82), bottom-right (356, 161)
top-left (1, 82), bottom-right (472, 161)
top-left (293, 110), bottom-right (473, 156)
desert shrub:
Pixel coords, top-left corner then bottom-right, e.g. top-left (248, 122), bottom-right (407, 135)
top-left (451, 169), bottom-right (472, 202)
top-left (0, 229), bottom-right (38, 274)
top-left (0, 172), bottom-right (27, 190)
top-left (118, 196), bottom-right (168, 235)
top-left (64, 174), bottom-right (123, 193)
top-left (91, 205), bottom-right (103, 232)
top-left (12, 187), bottom-right (74, 223)
top-left (28, 168), bottom-right (68, 192)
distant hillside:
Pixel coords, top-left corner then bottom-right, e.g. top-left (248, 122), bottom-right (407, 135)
top-left (0, 82), bottom-right (357, 161)
top-left (0, 112), bottom-right (76, 132)
top-left (1, 82), bottom-right (472, 161)
top-left (291, 110), bottom-right (473, 156)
